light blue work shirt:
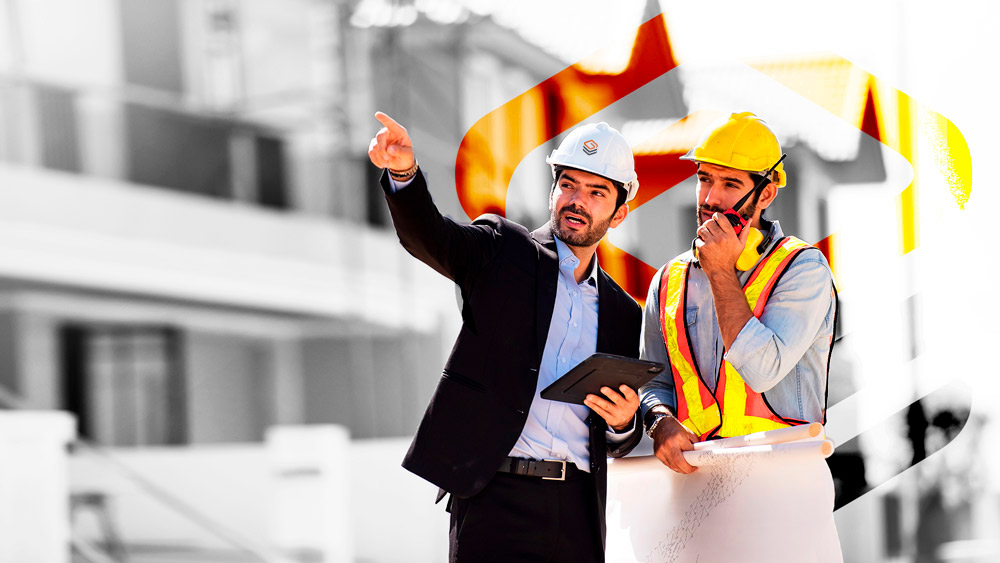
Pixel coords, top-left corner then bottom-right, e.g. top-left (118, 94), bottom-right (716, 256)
top-left (389, 173), bottom-right (634, 472)
top-left (639, 220), bottom-right (837, 425)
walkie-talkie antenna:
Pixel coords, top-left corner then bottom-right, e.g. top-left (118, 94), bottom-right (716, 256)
top-left (722, 153), bottom-right (787, 236)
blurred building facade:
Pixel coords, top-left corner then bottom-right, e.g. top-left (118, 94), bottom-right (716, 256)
top-left (0, 0), bottom-right (483, 446)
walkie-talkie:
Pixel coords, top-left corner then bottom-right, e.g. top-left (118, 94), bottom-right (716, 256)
top-left (722, 154), bottom-right (787, 236)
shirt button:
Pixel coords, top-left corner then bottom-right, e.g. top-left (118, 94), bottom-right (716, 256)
top-left (572, 322), bottom-right (578, 327)
top-left (561, 358), bottom-right (567, 363)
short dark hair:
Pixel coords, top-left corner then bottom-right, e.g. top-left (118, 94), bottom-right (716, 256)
top-left (748, 169), bottom-right (780, 189)
top-left (553, 166), bottom-right (628, 211)
top-left (747, 170), bottom-right (779, 220)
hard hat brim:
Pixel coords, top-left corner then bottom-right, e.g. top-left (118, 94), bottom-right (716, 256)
top-left (679, 151), bottom-right (786, 188)
top-left (546, 161), bottom-right (640, 202)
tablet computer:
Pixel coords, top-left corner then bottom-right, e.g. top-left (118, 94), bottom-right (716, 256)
top-left (539, 353), bottom-right (665, 405)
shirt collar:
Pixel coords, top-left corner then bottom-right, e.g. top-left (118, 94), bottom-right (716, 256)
top-left (554, 237), bottom-right (600, 287)
top-left (758, 219), bottom-right (784, 256)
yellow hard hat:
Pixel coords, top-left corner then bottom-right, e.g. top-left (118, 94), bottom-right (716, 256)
top-left (680, 112), bottom-right (786, 188)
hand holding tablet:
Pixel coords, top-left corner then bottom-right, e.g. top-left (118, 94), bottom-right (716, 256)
top-left (540, 353), bottom-right (665, 405)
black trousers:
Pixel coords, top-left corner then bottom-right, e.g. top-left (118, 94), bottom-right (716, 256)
top-left (447, 469), bottom-right (603, 563)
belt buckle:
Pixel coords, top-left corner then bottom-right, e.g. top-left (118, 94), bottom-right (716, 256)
top-left (542, 459), bottom-right (567, 481)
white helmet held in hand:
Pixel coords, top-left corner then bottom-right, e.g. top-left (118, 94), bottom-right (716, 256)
top-left (545, 122), bottom-right (639, 202)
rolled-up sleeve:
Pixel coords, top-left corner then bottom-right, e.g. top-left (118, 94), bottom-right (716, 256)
top-left (639, 267), bottom-right (676, 419)
top-left (724, 254), bottom-right (835, 394)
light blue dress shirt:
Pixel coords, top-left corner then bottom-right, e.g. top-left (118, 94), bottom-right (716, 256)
top-left (508, 236), bottom-right (634, 472)
top-left (639, 220), bottom-right (837, 425)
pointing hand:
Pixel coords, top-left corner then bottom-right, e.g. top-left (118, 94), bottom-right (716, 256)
top-left (368, 112), bottom-right (415, 172)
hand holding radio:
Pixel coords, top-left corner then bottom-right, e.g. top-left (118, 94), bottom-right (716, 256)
top-left (696, 213), bottom-right (752, 274)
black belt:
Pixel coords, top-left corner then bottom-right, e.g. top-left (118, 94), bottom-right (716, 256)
top-left (497, 457), bottom-right (583, 481)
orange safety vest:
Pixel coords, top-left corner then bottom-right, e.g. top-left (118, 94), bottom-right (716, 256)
top-left (659, 236), bottom-right (815, 440)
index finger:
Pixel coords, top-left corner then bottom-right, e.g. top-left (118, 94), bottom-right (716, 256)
top-left (584, 393), bottom-right (612, 409)
top-left (375, 111), bottom-right (405, 135)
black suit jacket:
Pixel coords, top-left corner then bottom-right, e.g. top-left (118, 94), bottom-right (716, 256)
top-left (381, 171), bottom-right (642, 544)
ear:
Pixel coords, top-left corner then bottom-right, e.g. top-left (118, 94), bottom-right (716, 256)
top-left (757, 182), bottom-right (778, 210)
top-left (609, 203), bottom-right (629, 228)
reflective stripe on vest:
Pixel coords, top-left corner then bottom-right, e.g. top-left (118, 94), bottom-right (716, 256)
top-left (659, 236), bottom-right (813, 440)
top-left (659, 259), bottom-right (720, 436)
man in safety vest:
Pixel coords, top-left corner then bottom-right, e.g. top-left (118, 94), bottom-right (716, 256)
top-left (639, 112), bottom-right (837, 473)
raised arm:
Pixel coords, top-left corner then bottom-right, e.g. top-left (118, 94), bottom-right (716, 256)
top-left (368, 112), bottom-right (503, 289)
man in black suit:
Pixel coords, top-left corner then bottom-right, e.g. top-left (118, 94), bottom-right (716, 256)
top-left (368, 112), bottom-right (643, 562)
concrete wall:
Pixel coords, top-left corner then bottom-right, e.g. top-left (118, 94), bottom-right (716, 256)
top-left (68, 427), bottom-right (448, 562)
top-left (0, 411), bottom-right (75, 563)
top-left (185, 331), bottom-right (273, 444)
top-left (71, 444), bottom-right (279, 554)
top-left (0, 164), bottom-right (457, 331)
top-left (302, 329), bottom-right (444, 439)
top-left (0, 310), bottom-right (62, 409)
top-left (350, 438), bottom-right (449, 563)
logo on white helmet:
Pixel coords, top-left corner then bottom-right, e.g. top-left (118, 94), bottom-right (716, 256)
top-left (582, 140), bottom-right (598, 155)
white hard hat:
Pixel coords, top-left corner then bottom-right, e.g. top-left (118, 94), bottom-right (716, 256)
top-left (545, 122), bottom-right (639, 202)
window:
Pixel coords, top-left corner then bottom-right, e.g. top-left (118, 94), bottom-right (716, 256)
top-left (124, 104), bottom-right (233, 199)
top-left (124, 104), bottom-right (290, 208)
top-left (61, 325), bottom-right (185, 446)
top-left (255, 134), bottom-right (289, 210)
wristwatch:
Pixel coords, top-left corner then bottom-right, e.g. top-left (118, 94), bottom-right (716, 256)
top-left (645, 412), bottom-right (670, 439)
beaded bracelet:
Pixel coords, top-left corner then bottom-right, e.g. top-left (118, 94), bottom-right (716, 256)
top-left (388, 160), bottom-right (419, 181)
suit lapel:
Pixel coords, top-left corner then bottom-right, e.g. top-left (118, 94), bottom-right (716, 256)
top-left (596, 267), bottom-right (618, 354)
top-left (532, 227), bottom-right (621, 359)
top-left (531, 226), bottom-right (558, 365)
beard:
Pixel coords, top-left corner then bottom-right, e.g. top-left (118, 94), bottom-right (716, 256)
top-left (697, 193), bottom-right (760, 228)
top-left (550, 203), bottom-right (616, 247)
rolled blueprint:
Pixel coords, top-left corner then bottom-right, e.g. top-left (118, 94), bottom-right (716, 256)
top-left (612, 437), bottom-right (835, 472)
top-left (692, 422), bottom-right (824, 450)
top-left (684, 439), bottom-right (834, 466)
